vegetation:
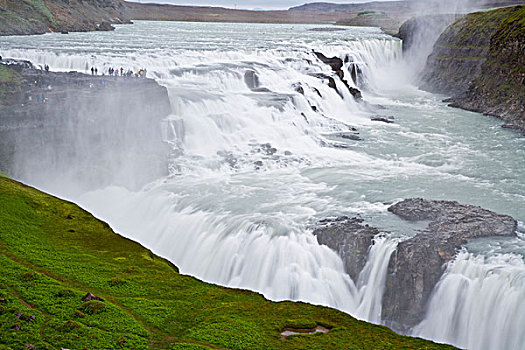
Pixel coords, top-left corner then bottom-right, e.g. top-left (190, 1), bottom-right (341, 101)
top-left (457, 5), bottom-right (524, 126)
top-left (0, 176), bottom-right (456, 349)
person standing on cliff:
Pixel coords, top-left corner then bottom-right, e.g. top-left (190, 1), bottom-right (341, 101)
top-left (91, 67), bottom-right (94, 75)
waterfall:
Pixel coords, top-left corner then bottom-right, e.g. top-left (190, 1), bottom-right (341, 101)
top-left (2, 22), bottom-right (524, 349)
top-left (414, 251), bottom-right (525, 350)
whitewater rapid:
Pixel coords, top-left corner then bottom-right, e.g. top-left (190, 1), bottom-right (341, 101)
top-left (2, 21), bottom-right (524, 349)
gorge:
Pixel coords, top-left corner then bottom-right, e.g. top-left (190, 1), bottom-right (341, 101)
top-left (1, 3), bottom-right (524, 350)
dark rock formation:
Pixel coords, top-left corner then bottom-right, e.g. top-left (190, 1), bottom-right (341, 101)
top-left (383, 198), bottom-right (517, 331)
top-left (0, 61), bottom-right (171, 196)
top-left (420, 6), bottom-right (525, 130)
top-left (244, 70), bottom-right (260, 90)
top-left (313, 217), bottom-right (379, 281)
top-left (313, 52), bottom-right (363, 100)
top-left (370, 115), bottom-right (395, 123)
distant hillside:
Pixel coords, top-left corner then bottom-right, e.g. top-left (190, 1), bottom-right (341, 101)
top-left (0, 0), bottom-right (130, 36)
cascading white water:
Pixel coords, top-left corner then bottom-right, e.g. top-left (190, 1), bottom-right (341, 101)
top-left (1, 21), bottom-right (524, 349)
top-left (414, 251), bottom-right (525, 350)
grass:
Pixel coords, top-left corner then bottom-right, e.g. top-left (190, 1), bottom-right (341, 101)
top-left (0, 177), bottom-right (457, 349)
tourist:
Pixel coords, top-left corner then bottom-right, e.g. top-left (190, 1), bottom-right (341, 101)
top-left (44, 64), bottom-right (49, 72)
top-left (94, 68), bottom-right (98, 75)
top-left (91, 67), bottom-right (94, 75)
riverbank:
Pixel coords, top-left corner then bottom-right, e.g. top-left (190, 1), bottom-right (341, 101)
top-left (419, 6), bottom-right (525, 131)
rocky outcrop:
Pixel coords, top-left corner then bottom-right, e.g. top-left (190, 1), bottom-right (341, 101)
top-left (420, 6), bottom-right (525, 130)
top-left (449, 6), bottom-right (525, 130)
top-left (314, 199), bottom-right (517, 332)
top-left (313, 217), bottom-right (379, 281)
top-left (383, 198), bottom-right (517, 331)
top-left (0, 0), bottom-right (130, 36)
top-left (0, 61), bottom-right (171, 196)
top-left (313, 52), bottom-right (363, 100)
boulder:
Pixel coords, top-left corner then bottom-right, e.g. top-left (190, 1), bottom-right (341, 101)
top-left (370, 115), bottom-right (394, 123)
top-left (244, 70), bottom-right (260, 90)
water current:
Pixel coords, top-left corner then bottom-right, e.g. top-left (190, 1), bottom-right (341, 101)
top-left (1, 21), bottom-right (524, 349)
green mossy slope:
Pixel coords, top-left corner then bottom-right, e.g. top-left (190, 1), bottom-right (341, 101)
top-left (0, 177), bottom-right (456, 349)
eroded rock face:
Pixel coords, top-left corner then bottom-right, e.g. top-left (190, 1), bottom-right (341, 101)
top-left (314, 199), bottom-right (517, 332)
top-left (313, 217), bottom-right (379, 281)
top-left (383, 198), bottom-right (517, 331)
top-left (419, 6), bottom-right (525, 130)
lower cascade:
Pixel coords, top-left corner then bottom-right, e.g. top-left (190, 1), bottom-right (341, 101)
top-left (1, 20), bottom-right (524, 350)
top-left (414, 252), bottom-right (525, 350)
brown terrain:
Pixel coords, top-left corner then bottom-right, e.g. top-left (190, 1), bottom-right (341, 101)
top-left (1, 0), bottom-right (522, 36)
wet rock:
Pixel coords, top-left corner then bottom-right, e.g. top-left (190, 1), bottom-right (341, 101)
top-left (370, 115), bottom-right (394, 123)
top-left (260, 143), bottom-right (277, 156)
top-left (96, 21), bottom-right (115, 31)
top-left (349, 87), bottom-right (362, 99)
top-left (383, 198), bottom-right (517, 331)
top-left (308, 27), bottom-right (346, 32)
top-left (339, 133), bottom-right (362, 141)
top-left (313, 51), bottom-right (363, 100)
top-left (82, 293), bottom-right (104, 302)
top-left (244, 70), bottom-right (260, 90)
top-left (293, 84), bottom-right (304, 95)
top-left (313, 52), bottom-right (343, 72)
top-left (313, 217), bottom-right (379, 281)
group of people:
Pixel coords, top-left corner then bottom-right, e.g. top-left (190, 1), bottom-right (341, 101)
top-left (91, 66), bottom-right (148, 78)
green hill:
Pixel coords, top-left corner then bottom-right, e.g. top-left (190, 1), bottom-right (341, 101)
top-left (0, 176), bottom-right (455, 349)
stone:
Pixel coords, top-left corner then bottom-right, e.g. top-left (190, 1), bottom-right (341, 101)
top-left (370, 115), bottom-right (394, 123)
top-left (244, 70), bottom-right (260, 90)
top-left (82, 293), bottom-right (104, 302)
top-left (313, 217), bottom-right (379, 281)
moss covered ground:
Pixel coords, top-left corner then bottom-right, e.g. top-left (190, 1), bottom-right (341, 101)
top-left (0, 176), bottom-right (456, 349)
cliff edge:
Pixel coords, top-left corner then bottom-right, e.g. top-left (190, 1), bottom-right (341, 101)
top-left (420, 6), bottom-right (525, 130)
